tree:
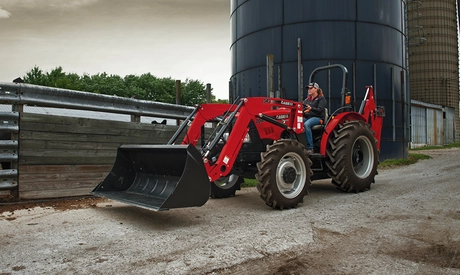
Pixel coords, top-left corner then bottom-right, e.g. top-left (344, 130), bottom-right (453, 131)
top-left (215, 98), bottom-right (229, 104)
top-left (22, 66), bottom-right (218, 106)
top-left (23, 66), bottom-right (46, 86)
top-left (181, 79), bottom-right (207, 106)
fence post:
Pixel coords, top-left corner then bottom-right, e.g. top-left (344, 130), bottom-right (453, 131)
top-left (206, 83), bottom-right (212, 103)
top-left (176, 80), bottom-right (181, 126)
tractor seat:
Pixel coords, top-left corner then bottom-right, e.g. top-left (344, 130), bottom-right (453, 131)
top-left (311, 108), bottom-right (328, 132)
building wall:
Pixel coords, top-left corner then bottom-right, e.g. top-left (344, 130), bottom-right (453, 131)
top-left (407, 0), bottom-right (460, 141)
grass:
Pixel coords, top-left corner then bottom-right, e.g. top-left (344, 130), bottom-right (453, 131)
top-left (378, 153), bottom-right (431, 169)
top-left (241, 143), bottom-right (460, 187)
top-left (410, 142), bottom-right (460, 151)
top-left (379, 142), bottom-right (460, 168)
top-left (242, 178), bottom-right (258, 188)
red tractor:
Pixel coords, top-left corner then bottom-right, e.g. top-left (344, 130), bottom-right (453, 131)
top-left (92, 64), bottom-right (385, 210)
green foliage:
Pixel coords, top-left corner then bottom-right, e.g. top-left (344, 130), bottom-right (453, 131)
top-left (22, 66), bottom-right (222, 106)
top-left (215, 98), bottom-right (229, 104)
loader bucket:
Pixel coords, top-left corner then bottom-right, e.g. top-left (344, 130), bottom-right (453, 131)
top-left (92, 144), bottom-right (210, 211)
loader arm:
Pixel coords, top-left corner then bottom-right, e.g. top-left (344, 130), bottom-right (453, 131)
top-left (168, 103), bottom-right (235, 146)
top-left (203, 105), bottom-right (252, 182)
top-left (202, 98), bottom-right (304, 182)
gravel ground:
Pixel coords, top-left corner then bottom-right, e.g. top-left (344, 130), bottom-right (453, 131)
top-left (1, 148), bottom-right (459, 275)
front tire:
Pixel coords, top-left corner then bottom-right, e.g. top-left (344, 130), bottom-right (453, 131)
top-left (210, 175), bottom-right (243, 198)
top-left (326, 120), bottom-right (379, 192)
top-left (256, 139), bottom-right (312, 209)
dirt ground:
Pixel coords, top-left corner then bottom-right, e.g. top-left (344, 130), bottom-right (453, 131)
top-left (1, 148), bottom-right (459, 275)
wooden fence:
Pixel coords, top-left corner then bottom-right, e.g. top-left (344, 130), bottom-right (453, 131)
top-left (0, 82), bottom-right (193, 200)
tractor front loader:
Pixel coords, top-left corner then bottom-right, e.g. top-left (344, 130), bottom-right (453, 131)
top-left (92, 64), bottom-right (385, 211)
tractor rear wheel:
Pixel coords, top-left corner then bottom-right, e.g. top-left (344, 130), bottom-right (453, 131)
top-left (210, 175), bottom-right (243, 198)
top-left (326, 120), bottom-right (378, 192)
top-left (256, 139), bottom-right (312, 209)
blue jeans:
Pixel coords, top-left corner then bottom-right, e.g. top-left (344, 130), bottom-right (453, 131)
top-left (304, 117), bottom-right (321, 150)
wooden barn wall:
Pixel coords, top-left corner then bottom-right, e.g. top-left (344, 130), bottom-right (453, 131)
top-left (18, 113), bottom-right (181, 199)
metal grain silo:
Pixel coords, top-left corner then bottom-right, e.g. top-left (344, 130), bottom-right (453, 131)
top-left (230, 0), bottom-right (409, 160)
top-left (407, 0), bottom-right (460, 142)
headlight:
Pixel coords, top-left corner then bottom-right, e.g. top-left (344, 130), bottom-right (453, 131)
top-left (243, 133), bottom-right (251, 143)
top-left (220, 132), bottom-right (251, 143)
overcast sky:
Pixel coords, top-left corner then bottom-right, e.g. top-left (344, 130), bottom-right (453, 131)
top-left (0, 0), bottom-right (231, 99)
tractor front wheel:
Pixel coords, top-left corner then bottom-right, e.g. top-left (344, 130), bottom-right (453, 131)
top-left (210, 174), bottom-right (243, 198)
top-left (326, 120), bottom-right (379, 192)
top-left (256, 139), bottom-right (312, 209)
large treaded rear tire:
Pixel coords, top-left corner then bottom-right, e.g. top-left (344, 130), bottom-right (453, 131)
top-left (325, 120), bottom-right (378, 192)
top-left (256, 139), bottom-right (312, 209)
top-left (210, 175), bottom-right (243, 198)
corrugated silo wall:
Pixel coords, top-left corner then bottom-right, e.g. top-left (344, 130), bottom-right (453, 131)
top-left (407, 0), bottom-right (460, 142)
top-left (230, 0), bottom-right (409, 160)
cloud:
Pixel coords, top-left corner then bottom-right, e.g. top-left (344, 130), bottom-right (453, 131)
top-left (0, 7), bottom-right (11, 18)
top-left (0, 0), bottom-right (99, 11)
top-left (50, 0), bottom-right (100, 9)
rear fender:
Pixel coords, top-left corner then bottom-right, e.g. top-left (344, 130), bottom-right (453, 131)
top-left (359, 86), bottom-right (384, 150)
top-left (319, 112), bottom-right (366, 156)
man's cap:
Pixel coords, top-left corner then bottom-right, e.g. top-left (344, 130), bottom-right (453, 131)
top-left (306, 82), bottom-right (320, 89)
